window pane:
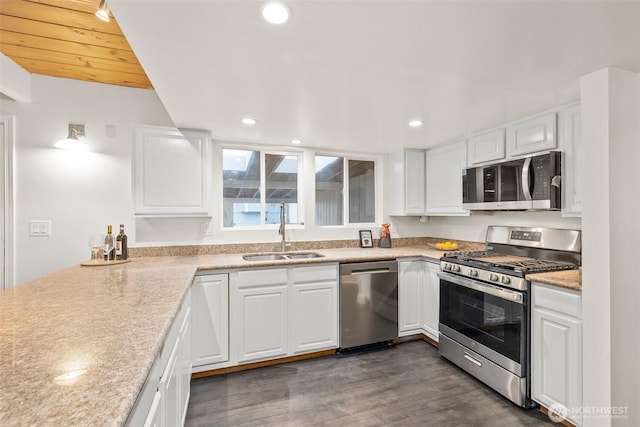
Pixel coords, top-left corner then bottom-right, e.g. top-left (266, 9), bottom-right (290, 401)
top-left (265, 154), bottom-right (298, 224)
top-left (223, 149), bottom-right (260, 227)
top-left (315, 156), bottom-right (344, 225)
top-left (349, 160), bottom-right (375, 223)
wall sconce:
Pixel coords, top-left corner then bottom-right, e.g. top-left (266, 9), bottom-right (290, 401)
top-left (54, 124), bottom-right (89, 151)
top-left (95, 0), bottom-right (110, 22)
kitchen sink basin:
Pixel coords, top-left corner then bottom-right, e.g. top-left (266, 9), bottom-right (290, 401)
top-left (242, 252), bottom-right (325, 261)
top-left (242, 253), bottom-right (287, 261)
top-left (283, 252), bottom-right (325, 259)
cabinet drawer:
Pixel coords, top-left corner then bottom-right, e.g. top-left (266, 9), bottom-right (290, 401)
top-left (292, 264), bottom-right (338, 283)
top-left (235, 268), bottom-right (287, 287)
top-left (533, 282), bottom-right (581, 319)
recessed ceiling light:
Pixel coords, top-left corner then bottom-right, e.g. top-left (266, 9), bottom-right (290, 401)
top-left (262, 2), bottom-right (291, 24)
top-left (241, 117), bottom-right (257, 125)
top-left (408, 120), bottom-right (423, 128)
top-left (290, 139), bottom-right (303, 145)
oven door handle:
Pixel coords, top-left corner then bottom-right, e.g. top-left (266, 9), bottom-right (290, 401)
top-left (438, 271), bottom-right (524, 304)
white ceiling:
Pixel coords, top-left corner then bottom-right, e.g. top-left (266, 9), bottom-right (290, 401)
top-left (109, 0), bottom-right (640, 153)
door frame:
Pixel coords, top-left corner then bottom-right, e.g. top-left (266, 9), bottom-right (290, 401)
top-left (1, 115), bottom-right (14, 289)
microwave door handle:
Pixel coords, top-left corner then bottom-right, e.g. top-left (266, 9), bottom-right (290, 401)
top-left (521, 157), bottom-right (532, 201)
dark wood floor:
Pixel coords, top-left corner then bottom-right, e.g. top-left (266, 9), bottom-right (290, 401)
top-left (186, 340), bottom-right (556, 426)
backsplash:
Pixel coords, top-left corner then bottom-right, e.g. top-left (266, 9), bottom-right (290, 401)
top-left (128, 237), bottom-right (486, 258)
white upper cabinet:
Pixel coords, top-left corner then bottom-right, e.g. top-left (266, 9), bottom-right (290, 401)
top-left (506, 112), bottom-right (557, 157)
top-left (467, 128), bottom-right (505, 165)
top-left (558, 104), bottom-right (582, 217)
top-left (425, 140), bottom-right (469, 215)
top-left (133, 125), bottom-right (212, 216)
top-left (386, 149), bottom-right (426, 215)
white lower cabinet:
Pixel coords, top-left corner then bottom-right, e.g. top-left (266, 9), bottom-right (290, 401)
top-left (231, 264), bottom-right (339, 364)
top-left (191, 274), bottom-right (229, 371)
top-left (127, 289), bottom-right (191, 427)
top-left (232, 268), bottom-right (289, 363)
top-left (532, 282), bottom-right (582, 426)
top-left (398, 258), bottom-right (439, 342)
top-left (143, 390), bottom-right (162, 427)
top-left (422, 261), bottom-right (440, 341)
top-left (291, 265), bottom-right (339, 354)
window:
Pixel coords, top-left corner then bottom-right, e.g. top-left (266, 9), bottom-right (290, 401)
top-left (348, 159), bottom-right (375, 223)
top-left (315, 156), bottom-right (344, 225)
top-left (315, 155), bottom-right (376, 225)
top-left (222, 149), bottom-right (299, 228)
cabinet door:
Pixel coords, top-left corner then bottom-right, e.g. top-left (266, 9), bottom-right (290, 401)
top-left (532, 283), bottom-right (582, 426)
top-left (559, 105), bottom-right (581, 217)
top-left (426, 139), bottom-right (469, 215)
top-left (291, 281), bottom-right (338, 353)
top-left (467, 128), bottom-right (505, 165)
top-left (404, 150), bottom-right (426, 214)
top-left (398, 260), bottom-right (425, 336)
top-left (506, 113), bottom-right (557, 156)
top-left (192, 275), bottom-right (229, 368)
top-left (160, 337), bottom-right (180, 427)
top-left (232, 269), bottom-right (289, 363)
top-left (386, 149), bottom-right (426, 216)
top-left (133, 125), bottom-right (212, 216)
top-left (142, 390), bottom-right (161, 427)
top-left (422, 262), bottom-right (440, 342)
top-left (178, 306), bottom-right (191, 426)
top-left (290, 265), bottom-right (338, 354)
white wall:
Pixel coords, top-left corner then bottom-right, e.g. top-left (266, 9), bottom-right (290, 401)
top-left (0, 75), bottom-right (174, 285)
top-left (580, 68), bottom-right (640, 427)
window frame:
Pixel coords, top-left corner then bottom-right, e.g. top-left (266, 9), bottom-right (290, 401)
top-left (313, 151), bottom-right (381, 227)
top-left (221, 144), bottom-right (304, 230)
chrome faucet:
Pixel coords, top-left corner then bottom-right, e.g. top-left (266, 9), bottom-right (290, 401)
top-left (278, 201), bottom-right (289, 252)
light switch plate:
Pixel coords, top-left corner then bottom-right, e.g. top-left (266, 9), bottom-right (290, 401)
top-left (200, 221), bottom-right (215, 236)
top-left (30, 220), bottom-right (51, 237)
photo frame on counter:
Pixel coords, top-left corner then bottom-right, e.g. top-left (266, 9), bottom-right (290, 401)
top-left (359, 230), bottom-right (373, 248)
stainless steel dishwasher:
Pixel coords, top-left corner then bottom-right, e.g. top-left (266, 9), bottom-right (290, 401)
top-left (339, 260), bottom-right (398, 350)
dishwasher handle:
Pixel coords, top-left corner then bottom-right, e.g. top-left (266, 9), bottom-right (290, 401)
top-left (351, 268), bottom-right (392, 275)
top-left (340, 261), bottom-right (398, 276)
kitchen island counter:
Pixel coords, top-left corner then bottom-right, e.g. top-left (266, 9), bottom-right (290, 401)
top-left (0, 245), bottom-right (451, 426)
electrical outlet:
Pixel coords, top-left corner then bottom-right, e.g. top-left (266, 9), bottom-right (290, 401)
top-left (30, 220), bottom-right (51, 237)
top-left (200, 222), bottom-right (215, 236)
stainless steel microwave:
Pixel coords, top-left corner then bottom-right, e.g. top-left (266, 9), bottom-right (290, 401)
top-left (462, 151), bottom-right (561, 210)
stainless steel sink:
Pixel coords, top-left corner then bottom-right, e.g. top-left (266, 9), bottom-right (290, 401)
top-left (283, 252), bottom-right (325, 259)
top-left (242, 252), bottom-right (325, 261)
top-left (242, 253), bottom-right (287, 261)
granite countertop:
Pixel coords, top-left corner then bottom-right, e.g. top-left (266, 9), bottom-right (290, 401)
top-left (526, 269), bottom-right (582, 291)
top-left (0, 245), bottom-right (447, 426)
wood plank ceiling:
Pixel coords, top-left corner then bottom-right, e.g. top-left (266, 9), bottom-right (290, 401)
top-left (0, 0), bottom-right (152, 89)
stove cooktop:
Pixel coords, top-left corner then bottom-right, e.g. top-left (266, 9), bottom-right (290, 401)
top-left (441, 251), bottom-right (577, 276)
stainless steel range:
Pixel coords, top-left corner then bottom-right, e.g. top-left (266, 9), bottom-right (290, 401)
top-left (438, 226), bottom-right (581, 408)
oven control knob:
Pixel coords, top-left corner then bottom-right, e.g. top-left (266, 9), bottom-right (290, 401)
top-left (501, 276), bottom-right (511, 285)
top-left (453, 265), bottom-right (461, 272)
top-left (444, 263), bottom-right (452, 271)
top-left (469, 269), bottom-right (478, 277)
top-left (489, 274), bottom-right (499, 282)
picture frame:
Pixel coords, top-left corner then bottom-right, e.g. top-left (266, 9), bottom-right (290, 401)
top-left (359, 230), bottom-right (373, 248)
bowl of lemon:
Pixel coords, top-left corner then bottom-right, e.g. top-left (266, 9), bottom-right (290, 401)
top-left (429, 241), bottom-right (459, 251)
